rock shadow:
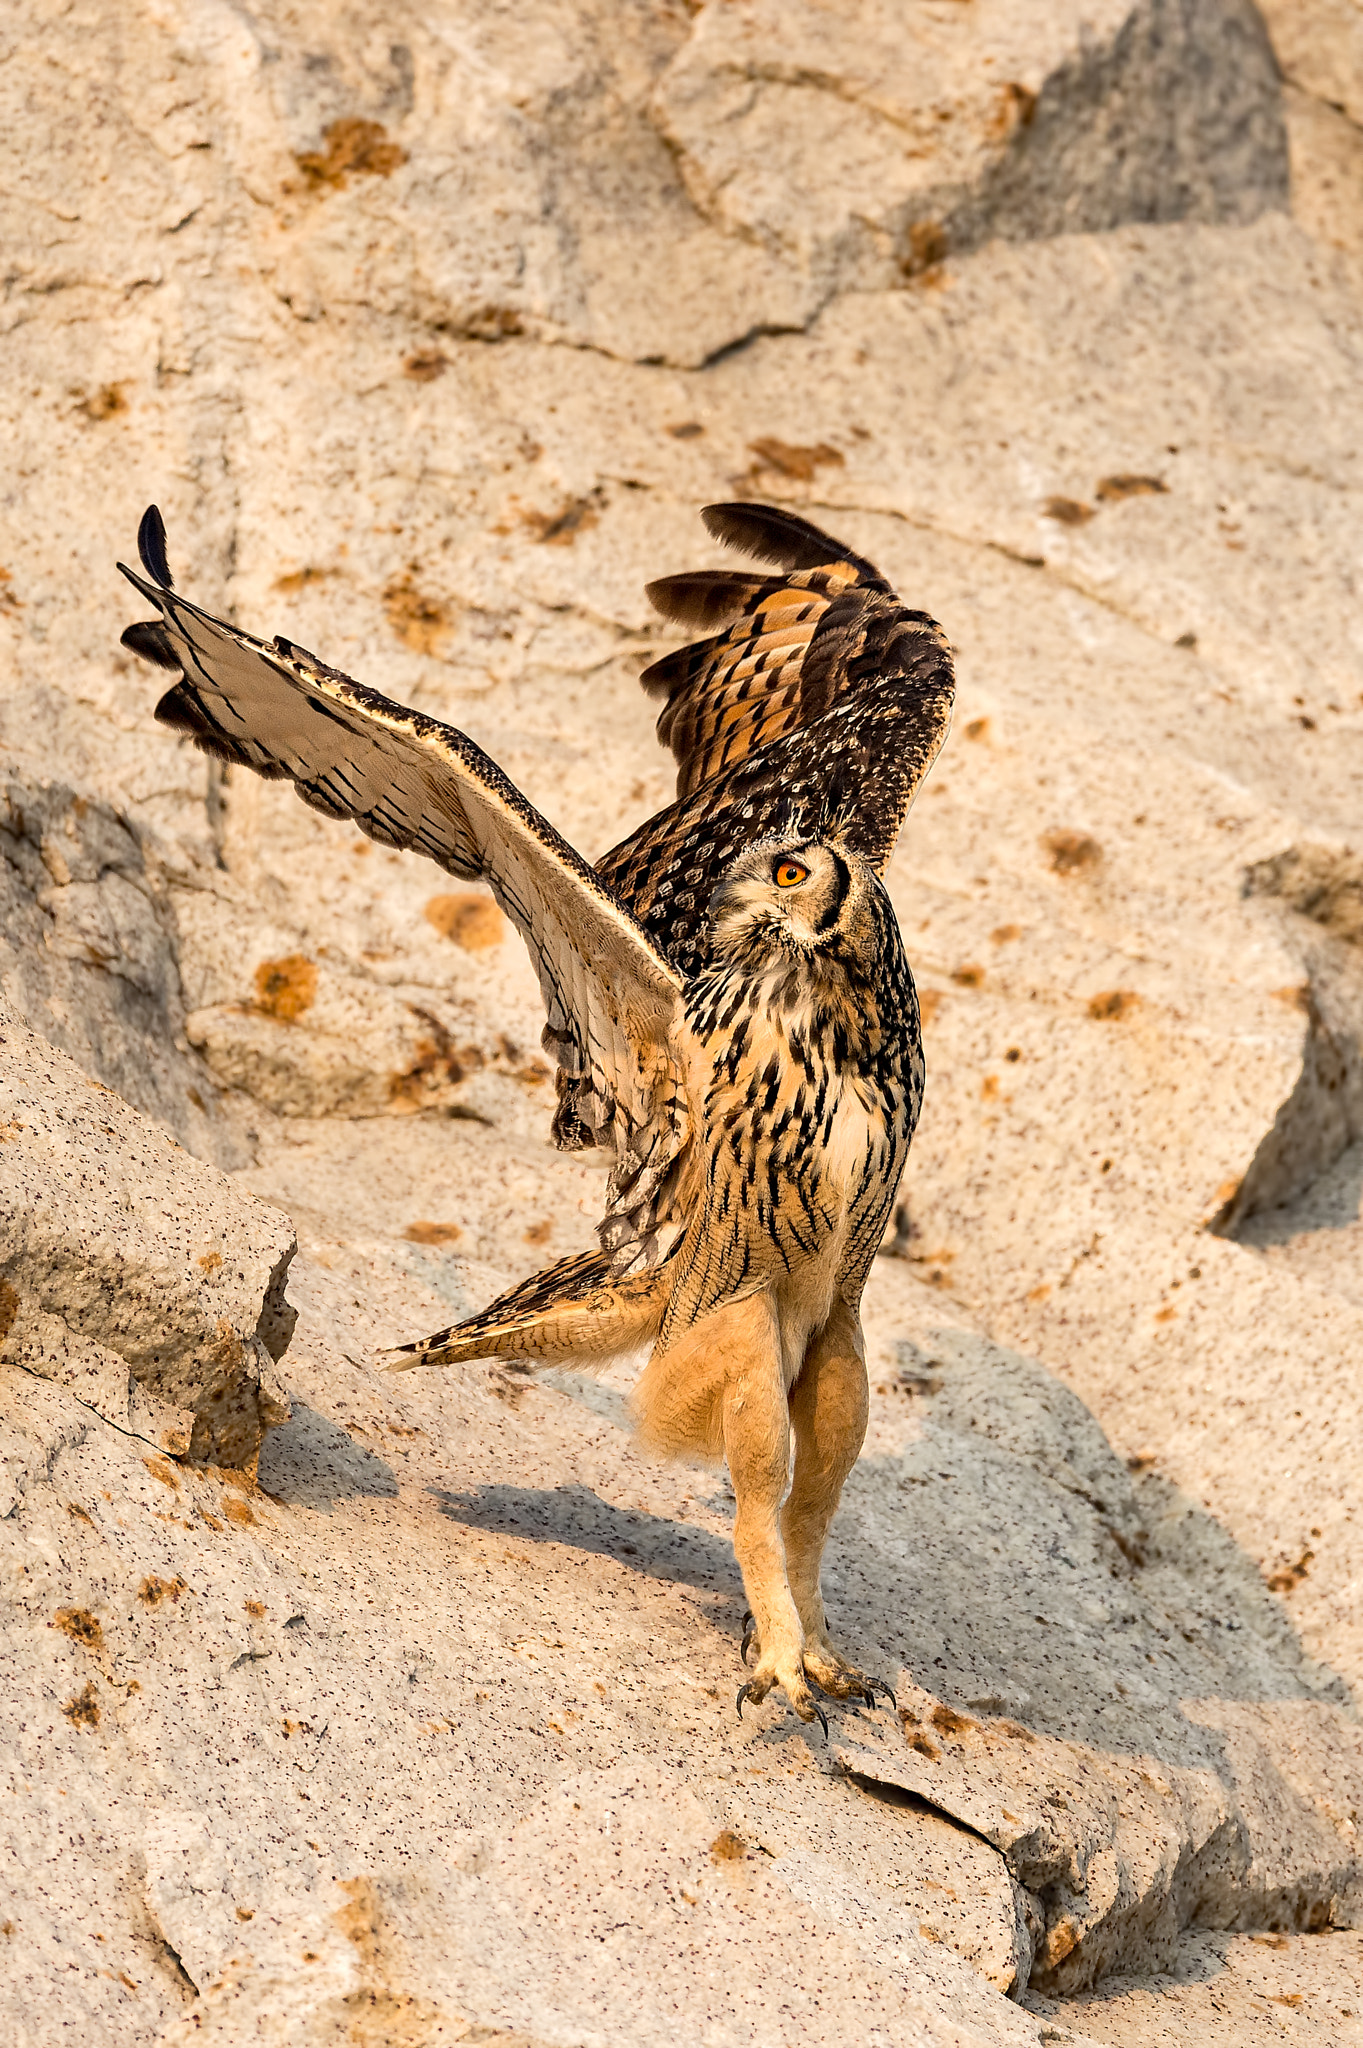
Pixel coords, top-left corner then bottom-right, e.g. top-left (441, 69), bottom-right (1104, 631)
top-left (1235, 1135), bottom-right (1363, 1250)
top-left (433, 1481), bottom-right (741, 1599)
top-left (257, 1397), bottom-right (400, 1512)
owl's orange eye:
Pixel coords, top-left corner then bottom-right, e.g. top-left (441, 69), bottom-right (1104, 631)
top-left (774, 858), bottom-right (809, 889)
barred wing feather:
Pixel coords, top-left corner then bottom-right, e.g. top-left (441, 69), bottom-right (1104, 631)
top-left (118, 508), bottom-right (687, 1267)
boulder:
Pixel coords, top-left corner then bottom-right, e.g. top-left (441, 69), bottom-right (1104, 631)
top-left (0, 1010), bottom-right (295, 1476)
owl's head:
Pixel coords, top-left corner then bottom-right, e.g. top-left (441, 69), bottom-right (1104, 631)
top-left (707, 837), bottom-right (872, 964)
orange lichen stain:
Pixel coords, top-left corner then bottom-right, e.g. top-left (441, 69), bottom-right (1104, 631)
top-left (383, 573), bottom-right (453, 655)
top-left (710, 1830), bottom-right (746, 1863)
top-left (295, 117), bottom-right (406, 190)
top-left (951, 963), bottom-right (984, 988)
top-left (63, 1682), bottom-right (100, 1730)
top-left (1096, 474), bottom-right (1167, 502)
top-left (0, 1279), bottom-right (17, 1341)
top-left (1272, 984), bottom-right (1311, 1011)
top-left (223, 1495), bottom-right (257, 1529)
top-left (138, 1576), bottom-right (185, 1607)
top-left (77, 384), bottom-right (129, 423)
top-left (1267, 1548), bottom-right (1314, 1594)
top-left (253, 955), bottom-right (317, 1023)
top-left (403, 351), bottom-right (447, 382)
top-left (244, 1599), bottom-right (266, 1619)
top-left (667, 421), bottom-right (704, 440)
top-left (334, 1877), bottom-right (382, 1970)
top-left (981, 1074), bottom-right (1000, 1101)
top-left (0, 570), bottom-right (22, 615)
top-left (52, 1607), bottom-right (104, 1651)
top-left (1088, 989), bottom-right (1140, 1022)
top-left (991, 924), bottom-right (1021, 945)
top-left (424, 893), bottom-right (504, 950)
top-left (1043, 829), bottom-right (1102, 875)
top-left (996, 1721), bottom-right (1038, 1746)
top-left (903, 1726), bottom-right (940, 1758)
top-left (1042, 496), bottom-right (1093, 526)
top-left (929, 1703), bottom-right (976, 1736)
top-left (198, 1510), bottom-right (225, 1532)
top-left (66, 1503), bottom-right (95, 1526)
top-left (917, 988), bottom-right (943, 1025)
top-left (197, 1251), bottom-right (223, 1274)
top-left (988, 79), bottom-right (1037, 139)
top-left (523, 1219), bottom-right (554, 1247)
top-left (403, 1221), bottom-right (463, 1246)
top-left (746, 437), bottom-right (845, 484)
top-left (523, 494), bottom-right (600, 546)
top-left (1027, 1283), bottom-right (1052, 1304)
top-left (1154, 1304), bottom-right (1178, 1323)
top-left (272, 565), bottom-right (335, 595)
top-left (964, 716), bottom-right (990, 741)
top-left (143, 1457), bottom-right (180, 1491)
top-left (1042, 1917), bottom-right (1080, 1969)
top-left (901, 219), bottom-right (948, 279)
top-left (236, 1907), bottom-right (255, 1922)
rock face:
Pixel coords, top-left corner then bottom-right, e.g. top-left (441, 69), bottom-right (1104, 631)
top-left (6, 1), bottom-right (1363, 2043)
top-left (0, 1010), bottom-right (295, 1475)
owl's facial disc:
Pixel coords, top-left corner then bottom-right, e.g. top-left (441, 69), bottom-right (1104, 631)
top-left (708, 839), bottom-right (851, 957)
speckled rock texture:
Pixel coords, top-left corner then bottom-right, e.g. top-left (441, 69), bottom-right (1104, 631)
top-left (5, 2), bottom-right (1363, 2043)
top-left (0, 1009), bottom-right (295, 1474)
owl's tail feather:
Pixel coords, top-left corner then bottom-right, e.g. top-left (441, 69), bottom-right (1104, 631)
top-left (381, 1250), bottom-right (668, 1372)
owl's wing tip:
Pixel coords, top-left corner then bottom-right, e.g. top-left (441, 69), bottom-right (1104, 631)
top-left (137, 504), bottom-right (174, 589)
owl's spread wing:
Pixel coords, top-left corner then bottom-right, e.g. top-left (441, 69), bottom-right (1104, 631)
top-left (603, 502), bottom-right (955, 977)
top-left (118, 507), bottom-right (687, 1268)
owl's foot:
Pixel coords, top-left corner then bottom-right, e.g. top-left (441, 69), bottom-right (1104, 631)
top-left (801, 1635), bottom-right (896, 1712)
top-left (736, 1662), bottom-right (828, 1738)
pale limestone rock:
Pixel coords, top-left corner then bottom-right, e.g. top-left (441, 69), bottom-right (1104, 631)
top-left (0, 1011), bottom-right (295, 1474)
top-left (654, 0), bottom-right (1286, 293)
top-left (0, 775), bottom-right (250, 1166)
top-left (6, 0), bottom-right (1363, 2040)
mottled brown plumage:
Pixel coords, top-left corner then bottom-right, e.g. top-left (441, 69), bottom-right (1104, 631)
top-left (118, 500), bottom-right (953, 1729)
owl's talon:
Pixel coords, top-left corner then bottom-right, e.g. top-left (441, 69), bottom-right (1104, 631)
top-left (810, 1698), bottom-right (829, 1740)
top-left (737, 1682), bottom-right (755, 1719)
top-left (740, 1612), bottom-right (758, 1666)
top-left (862, 1677), bottom-right (897, 1711)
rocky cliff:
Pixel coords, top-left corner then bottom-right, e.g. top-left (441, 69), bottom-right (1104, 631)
top-left (5, 3), bottom-right (1363, 2042)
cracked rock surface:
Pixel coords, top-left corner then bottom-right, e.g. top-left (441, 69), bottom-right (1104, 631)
top-left (6, 1), bottom-right (1363, 2042)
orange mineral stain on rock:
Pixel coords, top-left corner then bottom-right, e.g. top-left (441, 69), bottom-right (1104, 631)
top-left (1088, 990), bottom-right (1140, 1021)
top-left (254, 956), bottom-right (317, 1023)
top-left (403, 1221), bottom-right (463, 1246)
top-left (52, 1607), bottom-right (104, 1651)
top-left (62, 1682), bottom-right (100, 1730)
top-left (1043, 829), bottom-right (1103, 875)
top-left (424, 894), bottom-right (504, 950)
top-left (295, 118), bottom-right (406, 191)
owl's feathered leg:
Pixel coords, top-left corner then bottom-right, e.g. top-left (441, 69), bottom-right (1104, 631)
top-left (382, 1251), bottom-right (667, 1372)
top-left (780, 1299), bottom-right (893, 1708)
top-left (634, 1291), bottom-right (827, 1730)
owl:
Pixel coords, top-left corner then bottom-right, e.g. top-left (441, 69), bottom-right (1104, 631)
top-left (120, 500), bottom-right (954, 1730)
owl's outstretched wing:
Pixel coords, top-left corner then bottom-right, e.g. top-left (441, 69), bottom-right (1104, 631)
top-left (118, 507), bottom-right (686, 1268)
top-left (601, 501), bottom-right (955, 978)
